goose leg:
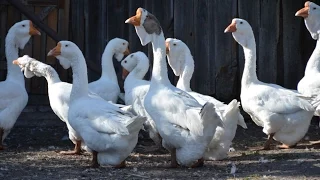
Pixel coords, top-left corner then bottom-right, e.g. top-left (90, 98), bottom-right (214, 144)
top-left (90, 150), bottom-right (100, 168)
top-left (170, 148), bottom-right (178, 168)
top-left (114, 161), bottom-right (126, 168)
top-left (0, 128), bottom-right (4, 150)
top-left (277, 143), bottom-right (297, 149)
top-left (262, 133), bottom-right (275, 150)
top-left (191, 158), bottom-right (204, 168)
top-left (59, 140), bottom-right (81, 155)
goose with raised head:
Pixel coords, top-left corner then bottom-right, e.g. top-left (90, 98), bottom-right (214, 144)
top-left (296, 1), bottom-right (320, 145)
top-left (165, 38), bottom-right (247, 160)
top-left (125, 8), bottom-right (222, 167)
top-left (121, 51), bottom-right (162, 151)
top-left (0, 20), bottom-right (40, 150)
top-left (12, 55), bottom-right (89, 155)
top-left (225, 18), bottom-right (319, 150)
top-left (47, 41), bottom-right (146, 168)
top-left (89, 38), bottom-right (130, 103)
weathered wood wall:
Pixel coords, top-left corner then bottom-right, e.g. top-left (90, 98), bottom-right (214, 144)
top-left (0, 0), bottom-right (319, 105)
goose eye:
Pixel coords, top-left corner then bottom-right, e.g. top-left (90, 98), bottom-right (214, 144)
top-left (22, 24), bottom-right (25, 27)
top-left (240, 22), bottom-right (243, 24)
top-left (65, 44), bottom-right (68, 47)
top-left (313, 7), bottom-right (317, 10)
top-left (124, 60), bottom-right (127, 63)
top-left (146, 15), bottom-right (149, 18)
top-left (123, 43), bottom-right (125, 45)
top-left (173, 43), bottom-right (176, 46)
top-left (130, 54), bottom-right (134, 58)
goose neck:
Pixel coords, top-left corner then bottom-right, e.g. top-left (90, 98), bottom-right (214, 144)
top-left (44, 66), bottom-right (61, 85)
top-left (5, 35), bottom-right (25, 85)
top-left (100, 45), bottom-right (117, 83)
top-left (305, 38), bottom-right (320, 74)
top-left (176, 52), bottom-right (194, 92)
top-left (241, 40), bottom-right (258, 87)
top-left (70, 54), bottom-right (88, 102)
top-left (150, 32), bottom-right (171, 85)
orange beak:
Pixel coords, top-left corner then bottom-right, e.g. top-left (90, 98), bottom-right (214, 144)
top-left (29, 21), bottom-right (41, 36)
top-left (125, 8), bottom-right (142, 26)
top-left (165, 42), bottom-right (169, 54)
top-left (295, 1), bottom-right (310, 18)
top-left (224, 20), bottom-right (237, 33)
top-left (124, 47), bottom-right (130, 55)
top-left (47, 43), bottom-right (62, 57)
top-left (122, 68), bottom-right (130, 80)
top-left (12, 60), bottom-right (20, 65)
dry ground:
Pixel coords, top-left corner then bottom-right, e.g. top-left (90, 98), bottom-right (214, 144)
top-left (0, 117), bottom-right (320, 180)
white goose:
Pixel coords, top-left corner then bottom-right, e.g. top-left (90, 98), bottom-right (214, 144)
top-left (47, 41), bottom-right (145, 168)
top-left (12, 55), bottom-right (87, 155)
top-left (88, 38), bottom-right (130, 103)
top-left (225, 18), bottom-right (319, 149)
top-left (121, 51), bottom-right (162, 150)
top-left (296, 1), bottom-right (320, 145)
top-left (126, 8), bottom-right (222, 167)
top-left (0, 20), bottom-right (40, 149)
top-left (165, 38), bottom-right (247, 160)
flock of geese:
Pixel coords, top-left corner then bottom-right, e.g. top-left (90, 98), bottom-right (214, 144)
top-left (1, 1), bottom-right (320, 168)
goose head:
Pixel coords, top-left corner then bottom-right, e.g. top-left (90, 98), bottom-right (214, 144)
top-left (8, 20), bottom-right (41, 49)
top-left (296, 1), bottom-right (320, 40)
top-left (108, 38), bottom-right (130, 61)
top-left (121, 51), bottom-right (149, 79)
top-left (224, 18), bottom-right (254, 48)
top-left (47, 41), bottom-right (82, 69)
top-left (125, 8), bottom-right (162, 46)
top-left (165, 38), bottom-right (191, 76)
top-left (12, 55), bottom-right (40, 78)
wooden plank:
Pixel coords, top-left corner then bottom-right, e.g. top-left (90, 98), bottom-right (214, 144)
top-left (257, 0), bottom-right (280, 84)
top-left (26, 0), bottom-right (59, 6)
top-left (193, 0), bottom-right (210, 95)
top-left (282, 0), bottom-right (305, 89)
top-left (84, 0), bottom-right (100, 82)
top-left (0, 5), bottom-right (7, 63)
top-left (174, 0), bottom-right (195, 88)
top-left (56, 0), bottom-right (69, 82)
top-left (30, 6), bottom-right (42, 94)
top-left (213, 0), bottom-right (238, 101)
top-left (46, 8), bottom-right (57, 65)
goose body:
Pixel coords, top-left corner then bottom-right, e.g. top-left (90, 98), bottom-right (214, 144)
top-left (165, 38), bottom-right (247, 160)
top-left (225, 18), bottom-right (318, 148)
top-left (126, 8), bottom-right (222, 167)
top-left (121, 51), bottom-right (162, 148)
top-left (0, 20), bottom-right (40, 149)
top-left (48, 41), bottom-right (145, 167)
top-left (12, 55), bottom-right (85, 153)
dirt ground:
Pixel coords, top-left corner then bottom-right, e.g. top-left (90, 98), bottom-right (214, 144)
top-left (1, 116), bottom-right (320, 180)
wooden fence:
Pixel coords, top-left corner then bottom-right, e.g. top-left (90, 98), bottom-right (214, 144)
top-left (0, 0), bottom-right (319, 105)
